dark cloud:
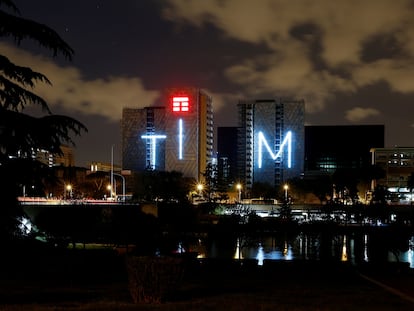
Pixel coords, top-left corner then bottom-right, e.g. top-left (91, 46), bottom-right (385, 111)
top-left (361, 33), bottom-right (405, 63)
top-left (7, 0), bottom-right (414, 165)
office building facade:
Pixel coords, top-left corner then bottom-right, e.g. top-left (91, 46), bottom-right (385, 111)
top-left (163, 88), bottom-right (213, 181)
top-left (370, 147), bottom-right (414, 201)
top-left (122, 106), bottom-right (166, 172)
top-left (35, 145), bottom-right (75, 167)
top-left (122, 88), bottom-right (213, 181)
top-left (305, 125), bottom-right (385, 173)
top-left (237, 98), bottom-right (305, 189)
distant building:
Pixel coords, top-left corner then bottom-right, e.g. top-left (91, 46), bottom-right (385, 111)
top-left (121, 87), bottom-right (213, 182)
top-left (237, 98), bottom-right (305, 189)
top-left (217, 127), bottom-right (238, 183)
top-left (305, 125), bottom-right (385, 173)
top-left (370, 147), bottom-right (414, 201)
top-left (88, 161), bottom-right (122, 173)
top-left (35, 145), bottom-right (75, 167)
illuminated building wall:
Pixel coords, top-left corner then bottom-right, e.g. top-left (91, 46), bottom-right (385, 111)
top-left (122, 88), bottom-right (213, 182)
top-left (164, 88), bottom-right (213, 181)
top-left (122, 106), bottom-right (166, 171)
top-left (370, 147), bottom-right (413, 190)
top-left (237, 99), bottom-right (305, 189)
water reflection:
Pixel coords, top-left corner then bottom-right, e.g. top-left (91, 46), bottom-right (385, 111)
top-left (364, 234), bottom-right (368, 262)
top-left (197, 232), bottom-right (414, 268)
top-left (341, 235), bottom-right (348, 262)
top-left (234, 238), bottom-right (243, 260)
top-left (256, 244), bottom-right (264, 265)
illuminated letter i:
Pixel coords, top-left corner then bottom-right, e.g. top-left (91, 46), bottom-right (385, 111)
top-left (178, 118), bottom-right (183, 159)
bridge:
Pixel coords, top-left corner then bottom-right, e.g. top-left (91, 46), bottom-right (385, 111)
top-left (18, 197), bottom-right (129, 206)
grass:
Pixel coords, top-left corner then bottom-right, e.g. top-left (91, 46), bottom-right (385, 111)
top-left (1, 247), bottom-right (414, 310)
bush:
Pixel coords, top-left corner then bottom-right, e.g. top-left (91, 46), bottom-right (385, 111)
top-left (126, 256), bottom-right (185, 303)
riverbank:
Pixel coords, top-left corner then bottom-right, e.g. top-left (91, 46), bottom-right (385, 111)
top-left (1, 247), bottom-right (414, 310)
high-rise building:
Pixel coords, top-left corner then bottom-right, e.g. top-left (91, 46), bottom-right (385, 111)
top-left (164, 87), bottom-right (213, 181)
top-left (217, 127), bottom-right (238, 182)
top-left (237, 98), bottom-right (305, 189)
top-left (305, 125), bottom-right (384, 173)
top-left (122, 106), bottom-right (166, 172)
top-left (121, 88), bottom-right (213, 182)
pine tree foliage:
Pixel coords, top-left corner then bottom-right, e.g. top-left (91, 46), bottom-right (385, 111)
top-left (0, 0), bottom-right (87, 239)
top-left (0, 0), bottom-right (86, 160)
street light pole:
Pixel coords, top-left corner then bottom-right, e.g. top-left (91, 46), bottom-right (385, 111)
top-left (110, 144), bottom-right (114, 200)
top-left (113, 173), bottom-right (126, 202)
top-left (66, 184), bottom-right (72, 200)
top-left (236, 183), bottom-right (242, 203)
top-left (284, 184), bottom-right (289, 201)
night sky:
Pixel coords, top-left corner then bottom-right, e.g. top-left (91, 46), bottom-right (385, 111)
top-left (3, 0), bottom-right (414, 166)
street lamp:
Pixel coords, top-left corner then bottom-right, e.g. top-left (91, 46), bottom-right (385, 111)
top-left (110, 144), bottom-right (114, 200)
top-left (106, 184), bottom-right (112, 200)
top-left (197, 183), bottom-right (203, 197)
top-left (66, 184), bottom-right (72, 199)
top-left (113, 173), bottom-right (126, 202)
top-left (236, 183), bottom-right (242, 202)
top-left (284, 184), bottom-right (289, 201)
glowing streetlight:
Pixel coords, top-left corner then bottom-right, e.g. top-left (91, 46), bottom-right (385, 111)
top-left (284, 184), bottom-right (289, 201)
top-left (197, 183), bottom-right (203, 197)
top-left (236, 183), bottom-right (242, 202)
top-left (113, 173), bottom-right (126, 202)
top-left (107, 184), bottom-right (112, 200)
top-left (66, 184), bottom-right (72, 199)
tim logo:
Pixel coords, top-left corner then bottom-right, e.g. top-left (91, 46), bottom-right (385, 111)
top-left (172, 96), bottom-right (189, 112)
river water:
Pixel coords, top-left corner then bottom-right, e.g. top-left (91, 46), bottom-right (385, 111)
top-left (183, 230), bottom-right (414, 268)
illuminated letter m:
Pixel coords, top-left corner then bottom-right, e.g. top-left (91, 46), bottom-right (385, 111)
top-left (258, 131), bottom-right (292, 169)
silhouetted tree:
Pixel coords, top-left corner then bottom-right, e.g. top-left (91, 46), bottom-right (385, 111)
top-left (203, 162), bottom-right (218, 201)
top-left (407, 172), bottom-right (414, 205)
top-left (0, 0), bottom-right (87, 240)
top-left (289, 175), bottom-right (332, 204)
top-left (279, 200), bottom-right (292, 220)
top-left (332, 168), bottom-right (359, 204)
top-left (371, 185), bottom-right (390, 205)
top-left (133, 170), bottom-right (190, 203)
top-left (360, 165), bottom-right (386, 185)
top-left (366, 185), bottom-right (390, 223)
top-left (304, 175), bottom-right (332, 204)
top-left (85, 171), bottom-right (111, 199)
top-left (251, 182), bottom-right (274, 199)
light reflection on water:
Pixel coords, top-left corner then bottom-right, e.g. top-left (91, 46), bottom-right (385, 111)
top-left (341, 235), bottom-right (348, 262)
top-left (398, 237), bottom-right (414, 268)
top-left (189, 233), bottom-right (414, 268)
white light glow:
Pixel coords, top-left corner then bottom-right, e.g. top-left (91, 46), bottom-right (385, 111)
top-left (256, 244), bottom-right (264, 266)
top-left (178, 118), bottom-right (183, 159)
top-left (141, 134), bottom-right (166, 168)
top-left (258, 131), bottom-right (292, 168)
top-left (364, 234), bottom-right (369, 262)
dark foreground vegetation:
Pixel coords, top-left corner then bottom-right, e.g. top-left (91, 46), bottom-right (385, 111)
top-left (1, 242), bottom-right (414, 311)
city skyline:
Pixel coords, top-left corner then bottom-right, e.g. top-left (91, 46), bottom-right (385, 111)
top-left (3, 0), bottom-right (414, 166)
